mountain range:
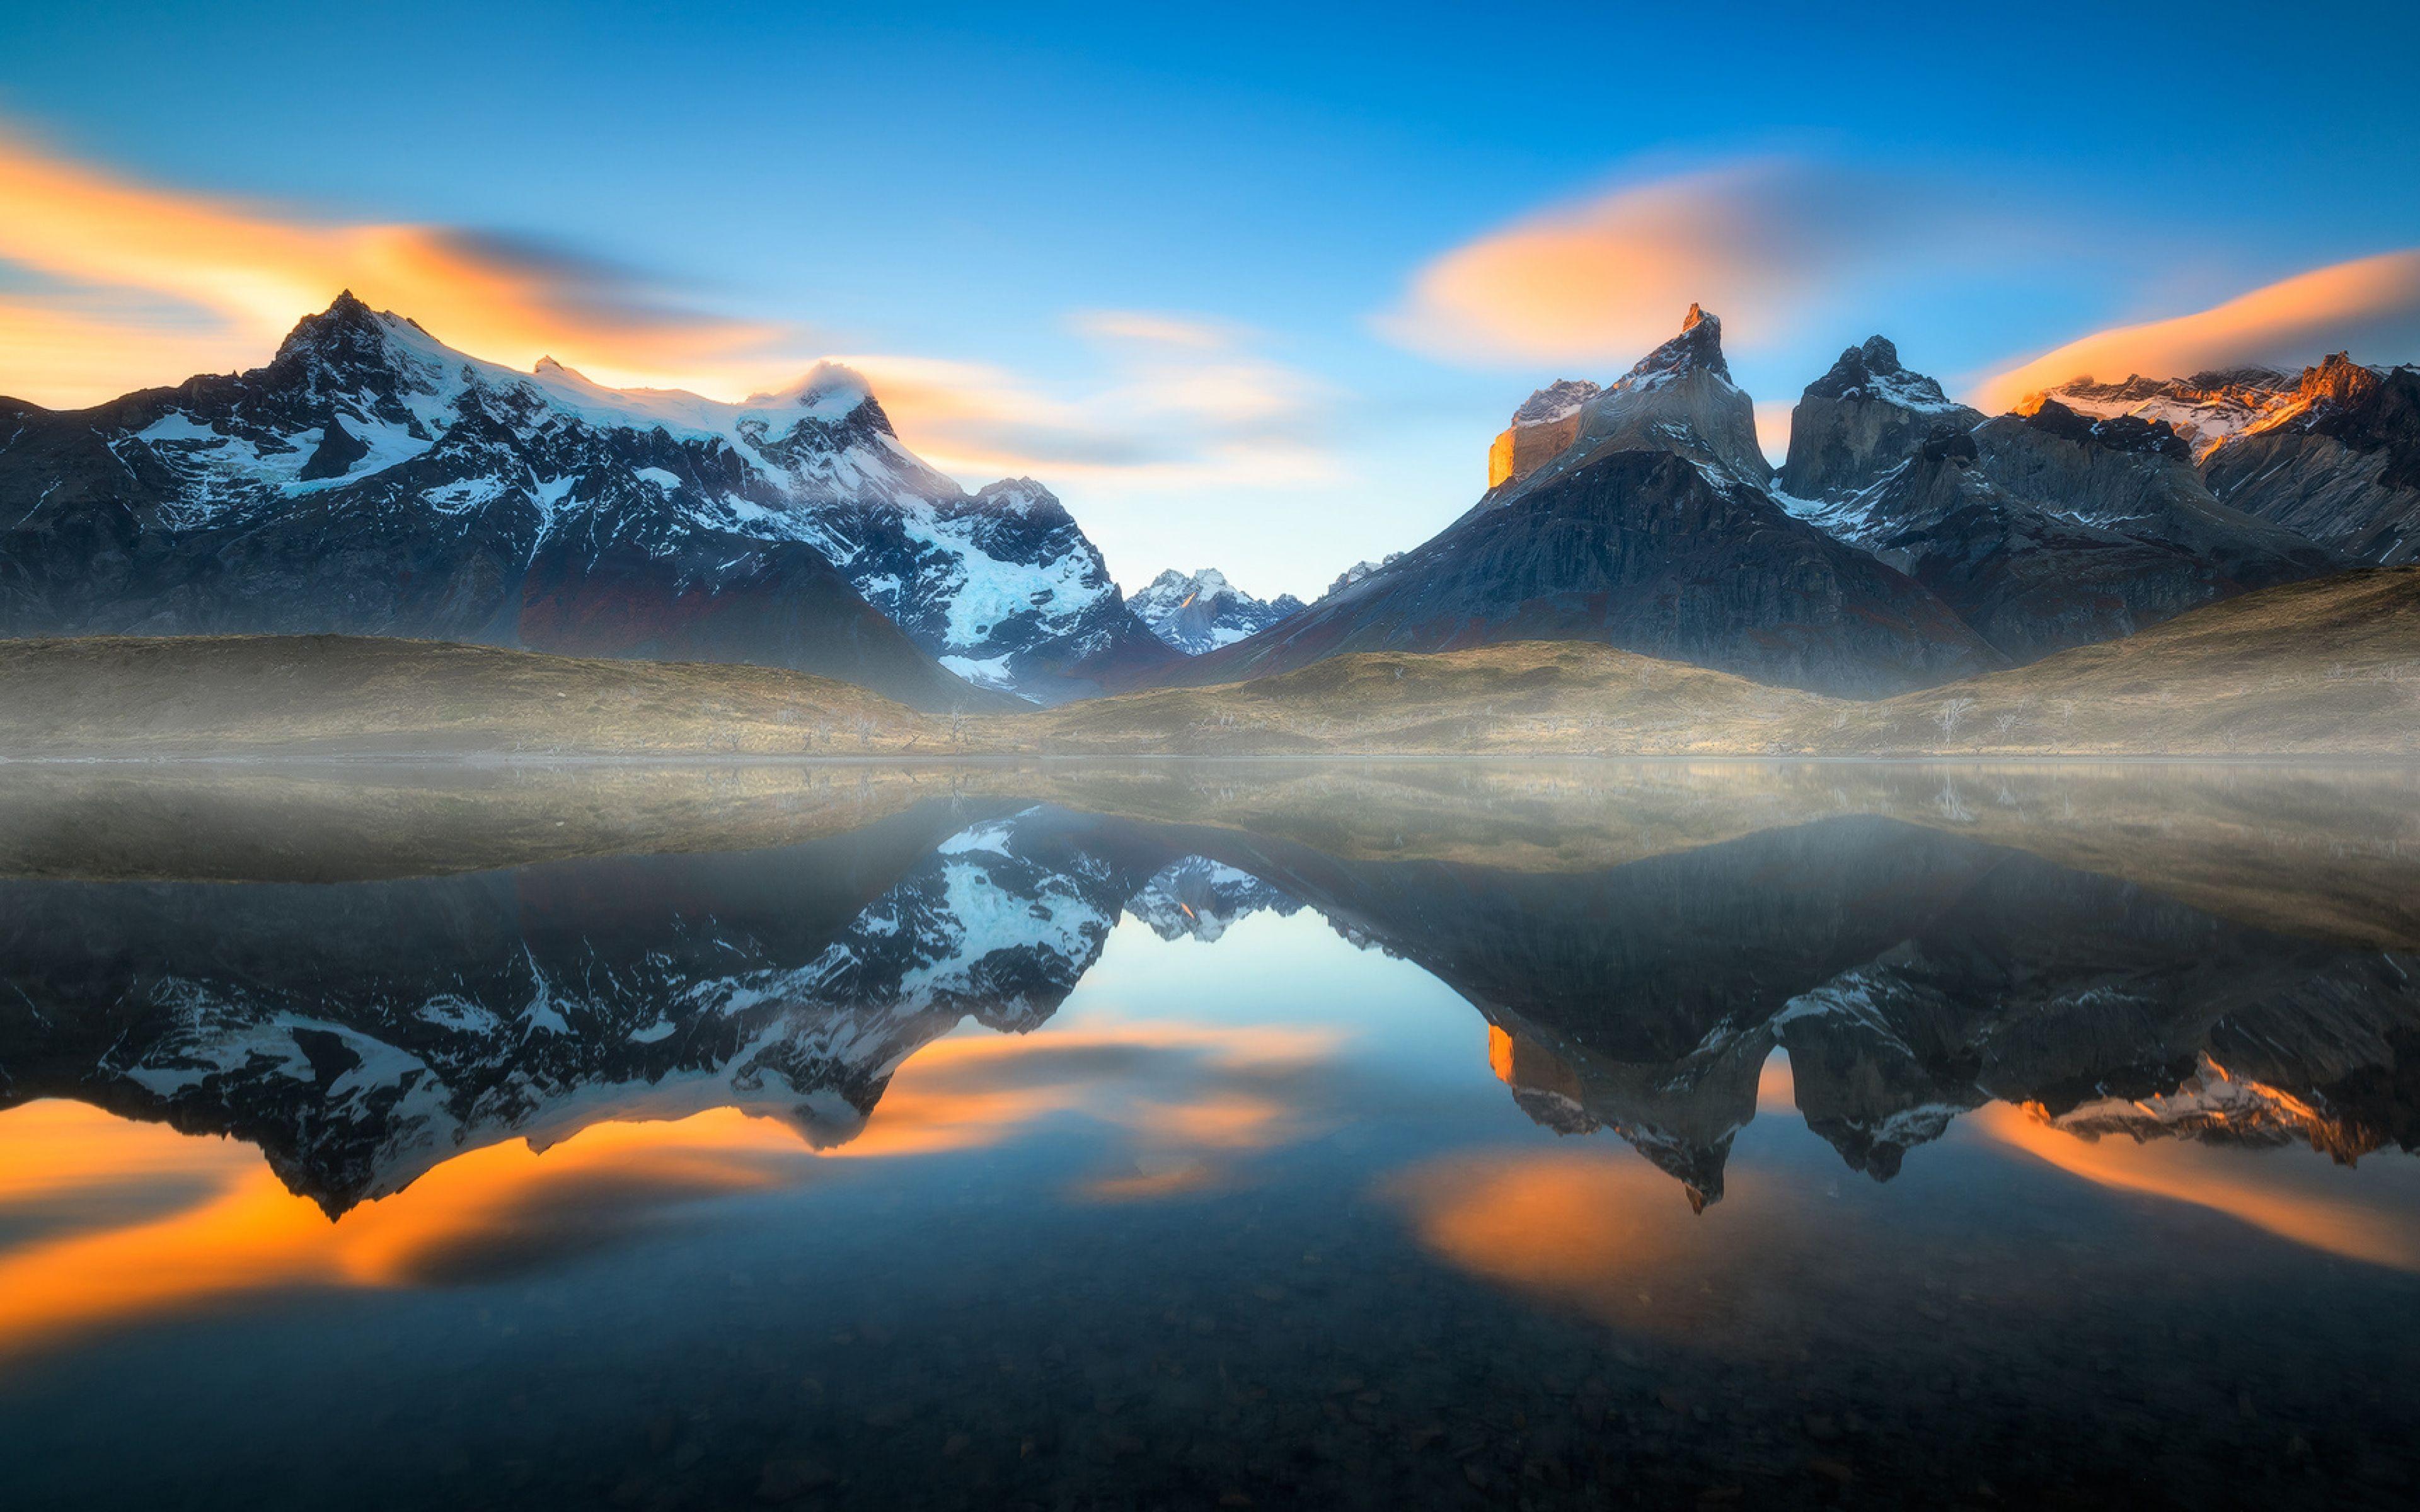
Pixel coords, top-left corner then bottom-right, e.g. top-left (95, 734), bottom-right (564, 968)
top-left (0, 294), bottom-right (1175, 709)
top-left (3, 292), bottom-right (2416, 706)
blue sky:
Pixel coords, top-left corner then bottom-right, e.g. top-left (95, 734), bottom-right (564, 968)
top-left (5, 1), bottom-right (2419, 598)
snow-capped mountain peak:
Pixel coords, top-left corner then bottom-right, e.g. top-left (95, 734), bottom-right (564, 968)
top-left (1129, 567), bottom-right (1305, 654)
top-left (2030, 367), bottom-right (2299, 459)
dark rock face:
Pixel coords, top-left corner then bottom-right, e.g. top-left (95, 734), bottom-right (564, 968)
top-left (1780, 335), bottom-right (1985, 498)
top-left (0, 295), bottom-right (1166, 707)
top-left (2202, 360), bottom-right (2420, 564)
top-left (1971, 408), bottom-right (2342, 580)
top-left (1168, 448), bottom-right (2000, 697)
top-left (1773, 340), bottom-right (2349, 667)
top-left (2014, 397), bottom-right (2193, 459)
top-left (1807, 424), bottom-right (2315, 663)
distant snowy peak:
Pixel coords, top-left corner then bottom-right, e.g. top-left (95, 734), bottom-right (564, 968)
top-left (2013, 396), bottom-right (2192, 459)
top-left (1125, 856), bottom-right (1300, 942)
top-left (1129, 567), bottom-right (1306, 654)
top-left (1323, 553), bottom-right (1403, 599)
top-left (2032, 367), bottom-right (2298, 459)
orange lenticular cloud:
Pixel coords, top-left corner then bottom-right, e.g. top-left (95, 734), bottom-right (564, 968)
top-left (1974, 1101), bottom-right (2420, 1273)
top-left (0, 125), bottom-right (790, 406)
top-left (1971, 249), bottom-right (2420, 413)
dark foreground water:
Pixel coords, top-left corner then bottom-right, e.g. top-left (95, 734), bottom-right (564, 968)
top-left (2, 760), bottom-right (2417, 1511)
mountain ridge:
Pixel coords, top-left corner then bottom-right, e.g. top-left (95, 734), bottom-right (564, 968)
top-left (0, 294), bottom-right (1174, 707)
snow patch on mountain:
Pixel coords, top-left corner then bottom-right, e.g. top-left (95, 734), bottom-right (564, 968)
top-left (1128, 567), bottom-right (1305, 653)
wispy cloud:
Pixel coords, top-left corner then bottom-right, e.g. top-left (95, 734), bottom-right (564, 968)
top-left (0, 124), bottom-right (1343, 496)
top-left (0, 123), bottom-right (793, 404)
top-left (850, 311), bottom-right (1340, 490)
top-left (1375, 156), bottom-right (2004, 372)
top-left (1970, 249), bottom-right (2420, 411)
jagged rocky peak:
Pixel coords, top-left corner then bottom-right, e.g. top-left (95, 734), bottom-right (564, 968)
top-left (2201, 354), bottom-right (2420, 563)
top-left (1802, 335), bottom-right (1959, 410)
top-left (1637, 301), bottom-right (1731, 381)
top-left (1780, 334), bottom-right (1982, 498)
top-left (2285, 352), bottom-right (2383, 414)
top-left (2014, 396), bottom-right (2191, 460)
top-left (1491, 304), bottom-right (1770, 492)
top-left (1129, 566), bottom-right (1306, 654)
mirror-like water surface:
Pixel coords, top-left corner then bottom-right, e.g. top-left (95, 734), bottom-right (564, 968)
top-left (3, 761), bottom-right (2417, 1510)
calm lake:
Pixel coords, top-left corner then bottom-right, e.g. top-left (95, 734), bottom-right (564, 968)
top-left (3, 760), bottom-right (2416, 1510)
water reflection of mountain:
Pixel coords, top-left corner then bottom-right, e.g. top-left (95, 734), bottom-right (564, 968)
top-left (3, 766), bottom-right (2414, 1215)
top-left (0, 802), bottom-right (1180, 1213)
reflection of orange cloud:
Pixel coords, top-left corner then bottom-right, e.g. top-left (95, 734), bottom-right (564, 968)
top-left (1386, 1149), bottom-right (1751, 1335)
top-left (1973, 249), bottom-right (2420, 413)
top-left (0, 1103), bottom-right (809, 1360)
top-left (1975, 1102), bottom-right (2420, 1273)
top-left (1754, 1048), bottom-right (1796, 1113)
top-left (0, 1020), bottom-right (1341, 1357)
top-left (0, 127), bottom-right (789, 406)
top-left (834, 1024), bottom-right (1336, 1192)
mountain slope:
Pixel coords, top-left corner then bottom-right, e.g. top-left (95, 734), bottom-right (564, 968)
top-left (1776, 339), bottom-right (2343, 663)
top-left (2199, 356), bottom-right (2420, 564)
top-left (0, 294), bottom-right (1167, 706)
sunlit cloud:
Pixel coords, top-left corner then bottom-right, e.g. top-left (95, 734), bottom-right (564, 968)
top-left (847, 311), bottom-right (1341, 491)
top-left (0, 123), bottom-right (795, 406)
top-left (1375, 157), bottom-right (2000, 372)
top-left (0, 124), bottom-right (1344, 499)
top-left (1971, 249), bottom-right (2420, 411)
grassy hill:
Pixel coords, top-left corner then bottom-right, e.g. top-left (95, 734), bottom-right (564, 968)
top-left (1010, 640), bottom-right (1832, 755)
top-left (1786, 566), bottom-right (2420, 757)
top-left (2, 568), bottom-right (2416, 760)
top-left (0, 634), bottom-right (960, 757)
